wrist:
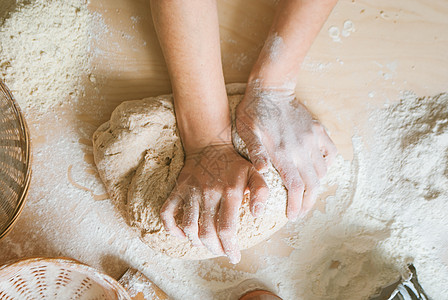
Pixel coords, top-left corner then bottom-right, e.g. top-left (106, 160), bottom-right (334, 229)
top-left (248, 64), bottom-right (297, 91)
top-left (245, 76), bottom-right (296, 101)
top-left (172, 90), bottom-right (232, 154)
top-left (184, 142), bottom-right (234, 158)
top-left (248, 31), bottom-right (302, 89)
top-left (180, 124), bottom-right (232, 155)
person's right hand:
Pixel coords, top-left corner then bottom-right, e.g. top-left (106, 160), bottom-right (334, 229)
top-left (160, 143), bottom-right (269, 264)
top-left (236, 83), bottom-right (337, 220)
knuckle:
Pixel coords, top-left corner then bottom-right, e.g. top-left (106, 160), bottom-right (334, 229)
top-left (224, 186), bottom-right (239, 199)
top-left (202, 187), bottom-right (217, 197)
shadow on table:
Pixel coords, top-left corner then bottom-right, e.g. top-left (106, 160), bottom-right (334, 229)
top-left (100, 253), bottom-right (130, 279)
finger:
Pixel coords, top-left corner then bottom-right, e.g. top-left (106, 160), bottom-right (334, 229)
top-left (311, 146), bottom-right (327, 179)
top-left (317, 125), bottom-right (338, 166)
top-left (218, 189), bottom-right (242, 264)
top-left (160, 190), bottom-right (185, 239)
top-left (297, 162), bottom-right (320, 218)
top-left (198, 191), bottom-right (225, 256)
top-left (247, 167), bottom-right (269, 217)
top-left (271, 155), bottom-right (304, 221)
top-left (182, 188), bottom-right (201, 247)
top-left (236, 118), bottom-right (270, 172)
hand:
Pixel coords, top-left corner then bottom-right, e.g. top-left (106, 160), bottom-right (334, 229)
top-left (160, 144), bottom-right (269, 264)
top-left (236, 82), bottom-right (337, 220)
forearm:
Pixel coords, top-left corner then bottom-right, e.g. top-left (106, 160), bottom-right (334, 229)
top-left (250, 0), bottom-right (338, 87)
top-left (150, 0), bottom-right (230, 153)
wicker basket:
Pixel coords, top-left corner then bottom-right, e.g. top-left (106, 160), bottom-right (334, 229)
top-left (0, 257), bottom-right (131, 299)
top-left (0, 80), bottom-right (31, 240)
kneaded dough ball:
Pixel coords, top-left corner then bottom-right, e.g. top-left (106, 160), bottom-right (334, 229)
top-left (93, 84), bottom-right (288, 260)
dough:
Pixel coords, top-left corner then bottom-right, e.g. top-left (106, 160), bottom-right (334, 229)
top-left (92, 84), bottom-right (288, 260)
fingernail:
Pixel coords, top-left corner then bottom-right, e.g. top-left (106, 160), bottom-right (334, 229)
top-left (253, 203), bottom-right (265, 217)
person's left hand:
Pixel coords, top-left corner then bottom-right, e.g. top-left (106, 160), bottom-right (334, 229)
top-left (160, 143), bottom-right (269, 264)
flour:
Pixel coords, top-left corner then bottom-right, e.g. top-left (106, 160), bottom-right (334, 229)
top-left (341, 20), bottom-right (355, 37)
top-left (328, 26), bottom-right (341, 42)
top-left (329, 20), bottom-right (355, 42)
top-left (266, 33), bottom-right (283, 62)
top-left (251, 92), bottom-right (448, 299)
top-left (0, 0), bottom-right (92, 111)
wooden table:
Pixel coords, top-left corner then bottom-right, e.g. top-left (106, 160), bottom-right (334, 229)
top-left (0, 0), bottom-right (447, 299)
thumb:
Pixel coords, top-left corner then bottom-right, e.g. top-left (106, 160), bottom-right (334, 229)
top-left (236, 118), bottom-right (270, 172)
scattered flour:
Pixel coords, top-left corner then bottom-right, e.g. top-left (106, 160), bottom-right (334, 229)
top-left (328, 26), bottom-right (341, 42)
top-left (302, 57), bottom-right (333, 73)
top-left (266, 33), bottom-right (283, 62)
top-left (329, 20), bottom-right (355, 41)
top-left (250, 92), bottom-right (448, 299)
top-left (341, 20), bottom-right (355, 37)
top-left (0, 0), bottom-right (92, 111)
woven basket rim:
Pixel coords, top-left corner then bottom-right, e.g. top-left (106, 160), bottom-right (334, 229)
top-left (0, 80), bottom-right (32, 240)
top-left (0, 257), bottom-right (131, 299)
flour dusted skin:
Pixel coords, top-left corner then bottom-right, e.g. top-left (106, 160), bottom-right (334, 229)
top-left (92, 84), bottom-right (288, 259)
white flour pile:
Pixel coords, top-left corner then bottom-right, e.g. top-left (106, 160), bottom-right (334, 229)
top-left (0, 0), bottom-right (92, 111)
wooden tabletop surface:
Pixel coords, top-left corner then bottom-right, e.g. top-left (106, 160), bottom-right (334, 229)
top-left (0, 0), bottom-right (447, 298)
